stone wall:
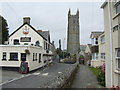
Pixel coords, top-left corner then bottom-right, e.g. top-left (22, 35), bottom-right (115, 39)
top-left (38, 63), bottom-right (79, 88)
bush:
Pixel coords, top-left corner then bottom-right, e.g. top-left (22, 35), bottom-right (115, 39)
top-left (97, 71), bottom-right (105, 87)
top-left (90, 66), bottom-right (105, 87)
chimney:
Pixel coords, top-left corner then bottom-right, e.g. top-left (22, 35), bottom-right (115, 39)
top-left (23, 17), bottom-right (31, 24)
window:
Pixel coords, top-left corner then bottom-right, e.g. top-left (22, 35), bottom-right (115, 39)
top-left (116, 3), bottom-right (120, 14)
top-left (9, 53), bottom-right (18, 61)
top-left (101, 53), bottom-right (105, 60)
top-left (92, 53), bottom-right (95, 60)
top-left (21, 53), bottom-right (26, 61)
top-left (46, 43), bottom-right (48, 50)
top-left (96, 53), bottom-right (98, 59)
top-left (35, 41), bottom-right (40, 46)
top-left (14, 39), bottom-right (19, 45)
top-left (36, 53), bottom-right (37, 61)
top-left (33, 53), bottom-right (35, 61)
top-left (95, 38), bottom-right (98, 44)
top-left (92, 53), bottom-right (99, 60)
top-left (44, 41), bottom-right (46, 50)
top-left (116, 48), bottom-right (120, 69)
top-left (101, 35), bottom-right (105, 43)
top-left (20, 37), bottom-right (31, 42)
top-left (117, 49), bottom-right (120, 58)
top-left (2, 52), bottom-right (7, 60)
top-left (118, 59), bottom-right (120, 69)
top-left (39, 54), bottom-right (41, 63)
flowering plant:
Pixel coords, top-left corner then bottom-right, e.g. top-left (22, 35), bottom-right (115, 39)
top-left (102, 63), bottom-right (105, 73)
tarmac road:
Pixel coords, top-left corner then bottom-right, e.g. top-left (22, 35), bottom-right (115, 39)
top-left (1, 56), bottom-right (73, 88)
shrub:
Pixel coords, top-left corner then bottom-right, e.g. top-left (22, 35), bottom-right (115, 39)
top-left (97, 66), bottom-right (105, 87)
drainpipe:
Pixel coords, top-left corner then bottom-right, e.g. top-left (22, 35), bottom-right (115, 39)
top-left (108, 1), bottom-right (113, 87)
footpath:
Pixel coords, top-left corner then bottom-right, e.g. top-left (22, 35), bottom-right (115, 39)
top-left (71, 64), bottom-right (103, 88)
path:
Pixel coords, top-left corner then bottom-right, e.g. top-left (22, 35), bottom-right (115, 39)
top-left (71, 64), bottom-right (102, 88)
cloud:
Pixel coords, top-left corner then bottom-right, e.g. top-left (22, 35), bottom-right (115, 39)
top-left (1, 2), bottom-right (104, 49)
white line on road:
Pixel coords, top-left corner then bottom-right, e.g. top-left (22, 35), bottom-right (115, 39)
top-left (0, 74), bottom-right (31, 86)
top-left (42, 73), bottom-right (48, 76)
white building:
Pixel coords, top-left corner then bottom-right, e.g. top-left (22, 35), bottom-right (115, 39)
top-left (0, 17), bottom-right (54, 72)
top-left (101, 1), bottom-right (120, 87)
top-left (90, 31), bottom-right (105, 67)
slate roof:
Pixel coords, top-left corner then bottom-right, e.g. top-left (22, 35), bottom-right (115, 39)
top-left (37, 30), bottom-right (50, 43)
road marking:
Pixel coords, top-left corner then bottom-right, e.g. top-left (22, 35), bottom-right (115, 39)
top-left (33, 72), bottom-right (40, 75)
top-left (58, 72), bottom-right (62, 74)
top-left (0, 74), bottom-right (32, 86)
top-left (42, 73), bottom-right (48, 76)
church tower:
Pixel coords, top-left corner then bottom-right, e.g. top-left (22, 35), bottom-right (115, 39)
top-left (67, 9), bottom-right (80, 55)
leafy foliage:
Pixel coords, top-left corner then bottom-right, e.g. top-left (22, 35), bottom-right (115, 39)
top-left (0, 16), bottom-right (9, 44)
top-left (90, 66), bottom-right (105, 87)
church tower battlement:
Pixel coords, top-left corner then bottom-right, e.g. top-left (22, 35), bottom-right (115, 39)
top-left (67, 9), bottom-right (80, 55)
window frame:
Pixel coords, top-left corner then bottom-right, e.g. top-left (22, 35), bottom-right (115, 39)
top-left (39, 53), bottom-right (41, 63)
top-left (21, 53), bottom-right (26, 61)
top-left (116, 48), bottom-right (120, 70)
top-left (36, 53), bottom-right (37, 61)
top-left (14, 39), bottom-right (20, 45)
top-left (101, 53), bottom-right (105, 60)
top-left (116, 2), bottom-right (120, 14)
top-left (9, 53), bottom-right (18, 61)
top-left (2, 52), bottom-right (7, 61)
top-left (33, 53), bottom-right (35, 61)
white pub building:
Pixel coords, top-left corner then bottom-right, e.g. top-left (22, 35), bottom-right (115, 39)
top-left (0, 17), bottom-right (54, 73)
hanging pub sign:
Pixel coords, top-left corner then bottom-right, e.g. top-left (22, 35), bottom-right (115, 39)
top-left (23, 26), bottom-right (29, 35)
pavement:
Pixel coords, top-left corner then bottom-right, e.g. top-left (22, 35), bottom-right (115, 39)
top-left (71, 64), bottom-right (103, 88)
top-left (1, 56), bottom-right (76, 88)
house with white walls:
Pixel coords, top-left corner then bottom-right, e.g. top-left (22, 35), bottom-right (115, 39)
top-left (101, 1), bottom-right (120, 87)
top-left (90, 31), bottom-right (105, 67)
top-left (0, 17), bottom-right (55, 72)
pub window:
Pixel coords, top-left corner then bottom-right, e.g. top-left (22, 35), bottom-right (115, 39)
top-left (14, 39), bottom-right (20, 45)
top-left (36, 53), bottom-right (37, 61)
top-left (46, 43), bottom-right (47, 50)
top-left (2, 52), bottom-right (7, 60)
top-left (44, 41), bottom-right (46, 50)
top-left (39, 53), bottom-right (41, 63)
top-left (9, 53), bottom-right (18, 61)
top-left (35, 41), bottom-right (40, 46)
top-left (21, 53), bottom-right (26, 61)
top-left (20, 37), bottom-right (31, 42)
top-left (33, 53), bottom-right (35, 61)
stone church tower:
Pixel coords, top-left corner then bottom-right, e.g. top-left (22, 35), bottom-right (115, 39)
top-left (67, 9), bottom-right (80, 55)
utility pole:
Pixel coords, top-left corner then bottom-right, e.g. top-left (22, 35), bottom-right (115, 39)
top-left (63, 38), bottom-right (65, 59)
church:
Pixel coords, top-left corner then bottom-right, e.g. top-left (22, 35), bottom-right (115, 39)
top-left (67, 9), bottom-right (80, 55)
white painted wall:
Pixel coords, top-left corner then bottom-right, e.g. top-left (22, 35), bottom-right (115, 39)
top-left (9, 24), bottom-right (45, 47)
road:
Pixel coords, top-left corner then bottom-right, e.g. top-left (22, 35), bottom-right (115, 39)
top-left (1, 57), bottom-right (73, 88)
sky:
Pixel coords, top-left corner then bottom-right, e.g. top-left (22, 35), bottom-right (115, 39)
top-left (1, 1), bottom-right (104, 49)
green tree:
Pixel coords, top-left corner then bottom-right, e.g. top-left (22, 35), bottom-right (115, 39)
top-left (0, 16), bottom-right (9, 44)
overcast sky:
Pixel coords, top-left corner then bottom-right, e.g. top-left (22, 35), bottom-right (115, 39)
top-left (1, 1), bottom-right (104, 49)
